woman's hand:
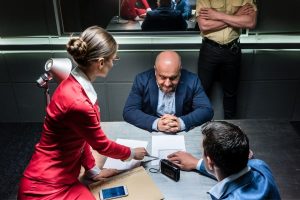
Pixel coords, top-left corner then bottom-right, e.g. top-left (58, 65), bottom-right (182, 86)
top-left (92, 168), bottom-right (120, 181)
top-left (133, 147), bottom-right (148, 160)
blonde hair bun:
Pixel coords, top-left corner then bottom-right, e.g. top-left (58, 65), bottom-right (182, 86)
top-left (66, 37), bottom-right (87, 60)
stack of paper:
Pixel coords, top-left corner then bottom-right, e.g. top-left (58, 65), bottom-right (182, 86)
top-left (103, 139), bottom-right (148, 170)
top-left (151, 135), bottom-right (186, 165)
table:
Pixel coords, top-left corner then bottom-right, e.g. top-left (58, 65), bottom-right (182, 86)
top-left (88, 120), bottom-right (300, 200)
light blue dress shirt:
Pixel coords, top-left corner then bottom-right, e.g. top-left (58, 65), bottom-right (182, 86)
top-left (152, 89), bottom-right (186, 131)
top-left (196, 159), bottom-right (281, 200)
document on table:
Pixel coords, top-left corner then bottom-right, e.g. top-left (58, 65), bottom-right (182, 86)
top-left (103, 139), bottom-right (148, 170)
top-left (151, 135), bottom-right (186, 165)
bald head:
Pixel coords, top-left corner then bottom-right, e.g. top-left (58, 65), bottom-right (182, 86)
top-left (154, 51), bottom-right (181, 93)
top-left (155, 51), bottom-right (181, 71)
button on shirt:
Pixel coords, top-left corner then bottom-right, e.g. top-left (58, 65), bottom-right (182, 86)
top-left (152, 89), bottom-right (186, 131)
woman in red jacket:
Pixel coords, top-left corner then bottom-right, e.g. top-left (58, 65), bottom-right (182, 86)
top-left (18, 26), bottom-right (147, 200)
top-left (121, 0), bottom-right (152, 20)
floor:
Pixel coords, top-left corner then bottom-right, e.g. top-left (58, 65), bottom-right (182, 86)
top-left (0, 120), bottom-right (299, 200)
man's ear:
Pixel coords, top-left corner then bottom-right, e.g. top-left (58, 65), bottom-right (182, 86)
top-left (206, 156), bottom-right (214, 171)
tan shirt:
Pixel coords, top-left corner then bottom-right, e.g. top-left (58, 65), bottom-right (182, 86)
top-left (196, 0), bottom-right (257, 44)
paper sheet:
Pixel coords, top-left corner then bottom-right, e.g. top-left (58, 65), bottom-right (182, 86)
top-left (103, 139), bottom-right (148, 170)
top-left (151, 135), bottom-right (186, 165)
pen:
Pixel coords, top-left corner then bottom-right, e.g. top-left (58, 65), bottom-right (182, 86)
top-left (145, 155), bottom-right (160, 160)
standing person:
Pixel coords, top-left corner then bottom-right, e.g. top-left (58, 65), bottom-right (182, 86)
top-left (168, 121), bottom-right (281, 199)
top-left (18, 26), bottom-right (147, 200)
top-left (120, 0), bottom-right (152, 21)
top-left (123, 51), bottom-right (213, 133)
top-left (196, 0), bottom-right (257, 119)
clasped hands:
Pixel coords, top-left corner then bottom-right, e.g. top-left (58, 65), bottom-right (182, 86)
top-left (157, 114), bottom-right (181, 133)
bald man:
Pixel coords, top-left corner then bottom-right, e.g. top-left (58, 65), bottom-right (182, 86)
top-left (123, 51), bottom-right (213, 133)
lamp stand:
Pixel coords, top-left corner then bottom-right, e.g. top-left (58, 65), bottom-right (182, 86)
top-left (44, 84), bottom-right (51, 107)
top-left (115, 0), bottom-right (128, 24)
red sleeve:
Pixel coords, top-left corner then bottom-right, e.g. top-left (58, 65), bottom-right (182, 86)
top-left (140, 0), bottom-right (150, 9)
top-left (121, 0), bottom-right (138, 19)
top-left (67, 99), bottom-right (131, 160)
top-left (81, 143), bottom-right (96, 170)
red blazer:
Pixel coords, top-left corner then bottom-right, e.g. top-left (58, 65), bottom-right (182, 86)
top-left (120, 0), bottom-right (150, 20)
top-left (23, 75), bottom-right (131, 185)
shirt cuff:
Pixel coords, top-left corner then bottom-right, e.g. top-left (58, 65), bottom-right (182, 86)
top-left (152, 118), bottom-right (159, 131)
top-left (196, 159), bottom-right (203, 171)
top-left (85, 165), bottom-right (101, 179)
top-left (178, 118), bottom-right (186, 131)
top-left (124, 148), bottom-right (135, 161)
top-left (146, 8), bottom-right (152, 12)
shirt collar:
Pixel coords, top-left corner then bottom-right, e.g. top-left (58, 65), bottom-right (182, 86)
top-left (208, 166), bottom-right (251, 199)
top-left (71, 66), bottom-right (97, 104)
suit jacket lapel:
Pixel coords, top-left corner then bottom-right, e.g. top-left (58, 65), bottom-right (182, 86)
top-left (175, 80), bottom-right (184, 116)
top-left (149, 72), bottom-right (158, 113)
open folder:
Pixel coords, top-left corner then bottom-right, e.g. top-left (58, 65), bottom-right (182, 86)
top-left (89, 166), bottom-right (164, 200)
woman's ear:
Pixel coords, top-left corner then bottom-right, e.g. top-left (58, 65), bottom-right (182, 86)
top-left (98, 58), bottom-right (105, 70)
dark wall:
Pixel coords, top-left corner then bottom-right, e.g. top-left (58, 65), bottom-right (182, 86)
top-left (252, 0), bottom-right (300, 33)
top-left (0, 0), bottom-right (57, 37)
top-left (59, 0), bottom-right (117, 33)
top-left (0, 47), bottom-right (300, 122)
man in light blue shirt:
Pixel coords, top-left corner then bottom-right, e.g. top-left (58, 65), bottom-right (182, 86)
top-left (123, 51), bottom-right (213, 133)
top-left (168, 121), bottom-right (281, 199)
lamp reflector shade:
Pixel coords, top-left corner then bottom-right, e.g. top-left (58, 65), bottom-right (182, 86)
top-left (45, 58), bottom-right (72, 83)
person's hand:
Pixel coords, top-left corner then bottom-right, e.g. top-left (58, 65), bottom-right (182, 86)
top-left (139, 13), bottom-right (147, 18)
top-left (235, 3), bottom-right (255, 16)
top-left (157, 114), bottom-right (180, 133)
top-left (168, 151), bottom-right (199, 171)
top-left (133, 147), bottom-right (148, 160)
top-left (92, 168), bottom-right (119, 181)
top-left (134, 16), bottom-right (143, 21)
top-left (199, 8), bottom-right (223, 21)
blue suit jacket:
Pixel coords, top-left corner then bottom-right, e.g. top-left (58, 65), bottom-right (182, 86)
top-left (198, 159), bottom-right (281, 200)
top-left (123, 69), bottom-right (213, 132)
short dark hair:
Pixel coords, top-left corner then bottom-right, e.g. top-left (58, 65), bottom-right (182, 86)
top-left (202, 121), bottom-right (249, 176)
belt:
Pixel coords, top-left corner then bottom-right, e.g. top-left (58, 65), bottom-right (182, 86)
top-left (203, 37), bottom-right (240, 49)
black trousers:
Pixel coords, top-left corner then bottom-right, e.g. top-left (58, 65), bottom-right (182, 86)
top-left (197, 39), bottom-right (241, 119)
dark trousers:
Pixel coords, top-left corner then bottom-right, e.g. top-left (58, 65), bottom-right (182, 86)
top-left (197, 39), bottom-right (241, 119)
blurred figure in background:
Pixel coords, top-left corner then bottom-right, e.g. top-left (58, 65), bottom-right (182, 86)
top-left (120, 0), bottom-right (152, 21)
top-left (174, 0), bottom-right (192, 20)
top-left (142, 0), bottom-right (187, 31)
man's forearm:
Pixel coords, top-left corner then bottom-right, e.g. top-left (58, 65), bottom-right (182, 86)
top-left (197, 17), bottom-right (227, 32)
top-left (219, 12), bottom-right (257, 29)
